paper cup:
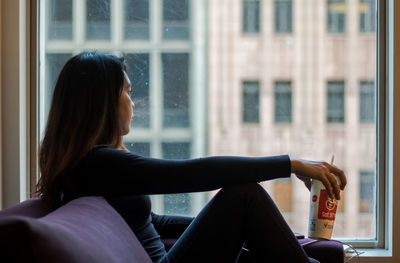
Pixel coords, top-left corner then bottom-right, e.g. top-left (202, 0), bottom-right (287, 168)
top-left (308, 179), bottom-right (338, 240)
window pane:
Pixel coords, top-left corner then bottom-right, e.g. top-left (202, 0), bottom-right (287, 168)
top-left (45, 53), bottom-right (72, 117)
top-left (274, 177), bottom-right (292, 212)
top-left (242, 81), bottom-right (260, 123)
top-left (86, 0), bottom-right (111, 40)
top-left (360, 0), bottom-right (376, 33)
top-left (327, 0), bottom-right (346, 33)
top-left (360, 81), bottom-right (375, 123)
top-left (124, 0), bottom-right (149, 40)
top-left (275, 0), bottom-right (292, 33)
top-left (162, 53), bottom-right (190, 128)
top-left (125, 54), bottom-right (150, 128)
top-left (162, 143), bottom-right (191, 215)
top-left (125, 142), bottom-right (151, 157)
top-left (163, 0), bottom-right (190, 40)
top-left (243, 0), bottom-right (260, 33)
top-left (274, 81), bottom-right (292, 123)
top-left (327, 81), bottom-right (345, 123)
top-left (48, 0), bottom-right (73, 40)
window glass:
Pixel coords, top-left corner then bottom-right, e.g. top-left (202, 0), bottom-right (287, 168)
top-left (125, 0), bottom-right (150, 40)
top-left (48, 0), bottom-right (73, 40)
top-left (360, 0), bottom-right (376, 33)
top-left (125, 54), bottom-right (150, 128)
top-left (162, 53), bottom-right (190, 128)
top-left (243, 0), bottom-right (260, 33)
top-left (40, 0), bottom-right (377, 240)
top-left (360, 81), bottom-right (375, 123)
top-left (274, 81), bottom-right (292, 123)
top-left (163, 0), bottom-right (190, 40)
top-left (275, 0), bottom-right (292, 33)
top-left (327, 81), bottom-right (345, 123)
top-left (86, 0), bottom-right (111, 40)
top-left (126, 142), bottom-right (151, 157)
top-left (327, 0), bottom-right (346, 33)
top-left (242, 81), bottom-right (260, 123)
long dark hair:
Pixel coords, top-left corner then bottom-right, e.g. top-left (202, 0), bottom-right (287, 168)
top-left (37, 52), bottom-right (127, 208)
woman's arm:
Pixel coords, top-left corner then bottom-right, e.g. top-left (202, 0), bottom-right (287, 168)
top-left (73, 146), bottom-right (291, 196)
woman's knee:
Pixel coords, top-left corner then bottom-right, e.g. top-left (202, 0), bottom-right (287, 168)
top-left (218, 183), bottom-right (268, 200)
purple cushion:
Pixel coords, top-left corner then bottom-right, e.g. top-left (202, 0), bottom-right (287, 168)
top-left (299, 238), bottom-right (344, 263)
top-left (0, 197), bottom-right (51, 218)
top-left (0, 196), bottom-right (152, 263)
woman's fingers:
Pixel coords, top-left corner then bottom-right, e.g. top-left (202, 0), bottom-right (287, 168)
top-left (329, 164), bottom-right (347, 190)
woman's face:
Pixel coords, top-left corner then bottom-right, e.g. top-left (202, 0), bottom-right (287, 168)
top-left (119, 71), bottom-right (135, 135)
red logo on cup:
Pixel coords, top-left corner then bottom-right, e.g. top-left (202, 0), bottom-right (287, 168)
top-left (312, 195), bottom-right (317, 202)
top-left (317, 190), bottom-right (337, 220)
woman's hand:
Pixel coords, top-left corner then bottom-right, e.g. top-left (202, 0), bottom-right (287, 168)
top-left (290, 158), bottom-right (347, 200)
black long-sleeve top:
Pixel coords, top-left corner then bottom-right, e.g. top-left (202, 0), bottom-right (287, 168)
top-left (61, 145), bottom-right (292, 261)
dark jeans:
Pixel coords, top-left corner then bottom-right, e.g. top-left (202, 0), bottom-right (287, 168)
top-left (155, 183), bottom-right (319, 263)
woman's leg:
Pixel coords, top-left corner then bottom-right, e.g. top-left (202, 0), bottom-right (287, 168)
top-left (158, 183), bottom-right (315, 263)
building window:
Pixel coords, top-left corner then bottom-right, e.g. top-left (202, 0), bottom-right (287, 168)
top-left (274, 0), bottom-right (292, 33)
top-left (243, 0), bottom-right (260, 33)
top-left (163, 0), bottom-right (190, 40)
top-left (125, 54), bottom-right (150, 128)
top-left (242, 81), bottom-right (260, 123)
top-left (327, 81), bottom-right (345, 123)
top-left (124, 0), bottom-right (150, 40)
top-left (126, 142), bottom-right (151, 157)
top-left (327, 0), bottom-right (346, 33)
top-left (360, 0), bottom-right (376, 33)
top-left (360, 171), bottom-right (375, 213)
top-left (274, 177), bottom-right (292, 212)
top-left (274, 81), bottom-right (292, 123)
top-left (162, 53), bottom-right (190, 128)
top-left (48, 0), bottom-right (73, 40)
top-left (360, 81), bottom-right (375, 123)
top-left (86, 0), bottom-right (111, 40)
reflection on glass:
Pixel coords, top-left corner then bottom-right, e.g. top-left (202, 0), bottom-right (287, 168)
top-left (327, 81), bottom-right (345, 123)
top-left (162, 53), bottom-right (189, 128)
top-left (126, 142), bottom-right (151, 157)
top-left (359, 171), bottom-right (375, 213)
top-left (125, 54), bottom-right (150, 128)
top-left (243, 0), bottom-right (260, 33)
top-left (125, 0), bottom-right (149, 40)
top-left (86, 0), bottom-right (111, 40)
top-left (46, 53), bottom-right (72, 116)
top-left (275, 0), bottom-right (292, 33)
top-left (242, 81), bottom-right (260, 124)
top-left (274, 81), bottom-right (292, 123)
top-left (162, 142), bottom-right (191, 215)
top-left (327, 0), bottom-right (346, 33)
top-left (48, 0), bottom-right (73, 40)
top-left (163, 0), bottom-right (190, 39)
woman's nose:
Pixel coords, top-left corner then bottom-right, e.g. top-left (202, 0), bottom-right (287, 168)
top-left (132, 101), bottom-right (135, 109)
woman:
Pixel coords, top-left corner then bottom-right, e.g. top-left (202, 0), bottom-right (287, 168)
top-left (37, 52), bottom-right (346, 263)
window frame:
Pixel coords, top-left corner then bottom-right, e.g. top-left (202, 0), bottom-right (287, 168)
top-left (0, 0), bottom-right (399, 261)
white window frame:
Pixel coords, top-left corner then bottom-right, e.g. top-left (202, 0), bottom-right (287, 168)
top-left (0, 0), bottom-right (399, 261)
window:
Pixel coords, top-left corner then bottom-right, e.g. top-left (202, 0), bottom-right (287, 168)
top-left (327, 81), bottom-right (345, 123)
top-left (360, 0), bottom-right (376, 33)
top-left (242, 81), bottom-right (260, 123)
top-left (274, 81), bottom-right (292, 123)
top-left (163, 0), bottom-right (190, 40)
top-left (124, 0), bottom-right (150, 40)
top-left (243, 0), bottom-right (260, 33)
top-left (48, 0), bottom-right (73, 40)
top-left (86, 0), bottom-right (111, 40)
top-left (162, 53), bottom-right (190, 128)
top-left (126, 142), bottom-right (151, 157)
top-left (327, 0), bottom-right (346, 33)
top-left (360, 81), bottom-right (375, 123)
top-left (359, 171), bottom-right (375, 213)
top-left (275, 0), bottom-right (292, 33)
top-left (125, 54), bottom-right (150, 128)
